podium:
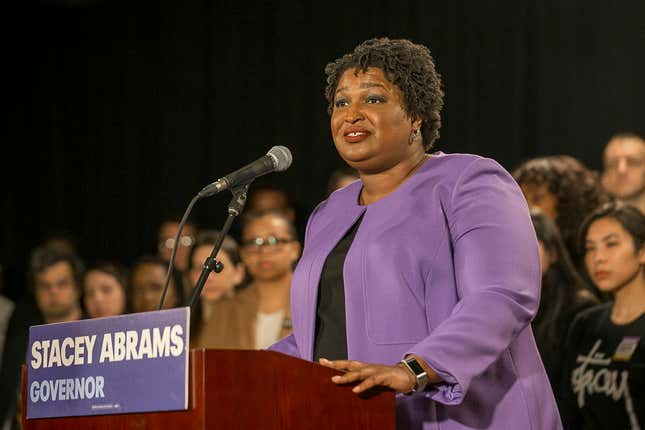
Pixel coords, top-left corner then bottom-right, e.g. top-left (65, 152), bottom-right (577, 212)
top-left (22, 349), bottom-right (395, 429)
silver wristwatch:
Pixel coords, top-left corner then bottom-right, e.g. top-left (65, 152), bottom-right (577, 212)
top-left (399, 356), bottom-right (430, 393)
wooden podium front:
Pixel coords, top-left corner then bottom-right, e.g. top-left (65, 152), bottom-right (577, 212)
top-left (22, 349), bottom-right (395, 429)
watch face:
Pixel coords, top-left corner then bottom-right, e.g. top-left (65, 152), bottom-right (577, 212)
top-left (406, 358), bottom-right (425, 376)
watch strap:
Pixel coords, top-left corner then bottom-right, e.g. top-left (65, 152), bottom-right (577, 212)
top-left (399, 356), bottom-right (430, 394)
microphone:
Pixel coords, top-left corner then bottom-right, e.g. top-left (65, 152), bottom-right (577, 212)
top-left (198, 146), bottom-right (292, 198)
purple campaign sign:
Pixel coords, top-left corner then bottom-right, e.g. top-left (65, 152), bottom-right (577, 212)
top-left (26, 307), bottom-right (190, 419)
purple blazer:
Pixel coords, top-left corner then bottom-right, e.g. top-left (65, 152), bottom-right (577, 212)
top-left (270, 153), bottom-right (562, 429)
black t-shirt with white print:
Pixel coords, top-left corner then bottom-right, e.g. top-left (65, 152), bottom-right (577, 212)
top-left (560, 303), bottom-right (645, 430)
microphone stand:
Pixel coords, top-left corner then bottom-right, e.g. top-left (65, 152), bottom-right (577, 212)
top-left (186, 183), bottom-right (250, 309)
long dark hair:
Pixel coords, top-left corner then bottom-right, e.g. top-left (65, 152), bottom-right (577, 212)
top-left (531, 209), bottom-right (596, 352)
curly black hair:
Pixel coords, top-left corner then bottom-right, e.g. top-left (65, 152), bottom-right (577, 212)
top-left (324, 37), bottom-right (444, 150)
top-left (513, 155), bottom-right (610, 266)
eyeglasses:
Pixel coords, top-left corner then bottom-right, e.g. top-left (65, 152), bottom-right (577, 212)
top-left (159, 235), bottom-right (195, 250)
top-left (241, 236), bottom-right (294, 252)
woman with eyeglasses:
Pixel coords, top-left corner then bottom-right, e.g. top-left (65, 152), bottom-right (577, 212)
top-left (196, 210), bottom-right (300, 349)
top-left (559, 202), bottom-right (645, 429)
top-left (156, 215), bottom-right (198, 273)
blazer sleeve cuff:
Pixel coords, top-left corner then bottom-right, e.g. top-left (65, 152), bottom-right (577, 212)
top-left (429, 382), bottom-right (464, 405)
top-left (405, 348), bottom-right (466, 405)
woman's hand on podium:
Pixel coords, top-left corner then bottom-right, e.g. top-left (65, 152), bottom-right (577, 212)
top-left (318, 358), bottom-right (417, 394)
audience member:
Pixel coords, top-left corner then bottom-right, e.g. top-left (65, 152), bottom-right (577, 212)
top-left (513, 155), bottom-right (609, 267)
top-left (560, 202), bottom-right (645, 429)
top-left (130, 256), bottom-right (184, 313)
top-left (0, 245), bottom-right (84, 430)
top-left (326, 167), bottom-right (359, 195)
top-left (0, 264), bottom-right (15, 366)
top-left (187, 230), bottom-right (245, 344)
top-left (601, 132), bottom-right (645, 213)
top-left (194, 210), bottom-right (299, 349)
top-left (246, 185), bottom-right (296, 223)
top-left (157, 215), bottom-right (197, 273)
top-left (0, 297), bottom-right (12, 366)
top-left (327, 166), bottom-right (359, 195)
top-left (83, 261), bottom-right (130, 318)
top-left (530, 209), bottom-right (598, 406)
top-left (40, 231), bottom-right (79, 256)
top-left (29, 246), bottom-right (85, 323)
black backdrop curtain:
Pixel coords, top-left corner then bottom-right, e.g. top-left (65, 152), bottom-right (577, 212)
top-left (2, 0), bottom-right (645, 299)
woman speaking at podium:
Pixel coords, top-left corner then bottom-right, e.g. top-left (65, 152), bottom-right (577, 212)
top-left (269, 37), bottom-right (561, 429)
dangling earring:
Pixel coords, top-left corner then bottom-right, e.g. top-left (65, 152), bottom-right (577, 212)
top-left (409, 128), bottom-right (420, 144)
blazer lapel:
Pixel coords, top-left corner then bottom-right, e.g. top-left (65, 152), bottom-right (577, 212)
top-left (302, 203), bottom-right (366, 360)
